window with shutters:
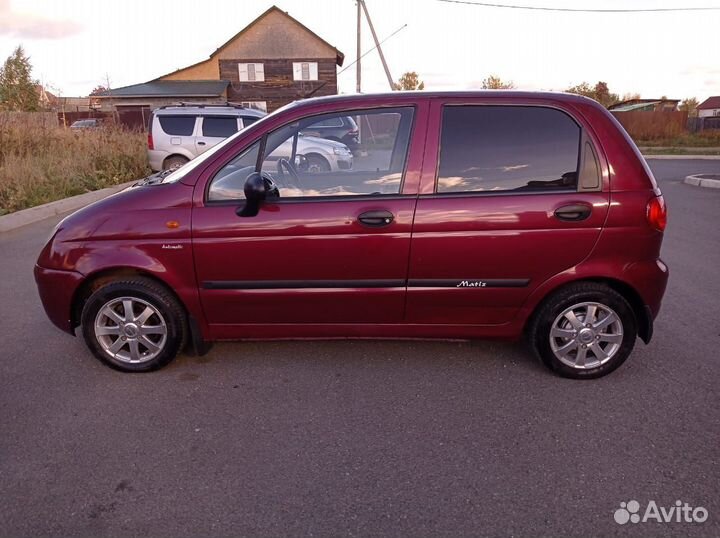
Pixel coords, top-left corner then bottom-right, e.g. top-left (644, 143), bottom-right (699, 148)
top-left (292, 62), bottom-right (318, 81)
top-left (238, 63), bottom-right (265, 82)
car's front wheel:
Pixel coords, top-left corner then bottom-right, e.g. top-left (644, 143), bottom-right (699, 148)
top-left (528, 282), bottom-right (637, 379)
top-left (80, 277), bottom-right (186, 372)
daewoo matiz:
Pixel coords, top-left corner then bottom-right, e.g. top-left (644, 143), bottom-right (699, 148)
top-left (35, 92), bottom-right (668, 378)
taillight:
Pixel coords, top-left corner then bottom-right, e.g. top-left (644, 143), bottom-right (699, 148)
top-left (147, 133), bottom-right (154, 150)
top-left (646, 195), bottom-right (667, 231)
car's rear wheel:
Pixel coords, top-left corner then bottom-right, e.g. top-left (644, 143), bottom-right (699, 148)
top-left (80, 277), bottom-right (186, 372)
top-left (163, 155), bottom-right (189, 171)
top-left (528, 282), bottom-right (637, 379)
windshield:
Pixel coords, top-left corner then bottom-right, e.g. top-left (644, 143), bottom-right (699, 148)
top-left (160, 108), bottom-right (280, 184)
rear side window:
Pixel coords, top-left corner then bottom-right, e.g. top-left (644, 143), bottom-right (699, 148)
top-left (158, 115), bottom-right (196, 136)
top-left (202, 116), bottom-right (238, 137)
top-left (437, 106), bottom-right (581, 193)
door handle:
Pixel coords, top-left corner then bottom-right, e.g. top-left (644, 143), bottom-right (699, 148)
top-left (197, 141), bottom-right (206, 146)
top-left (554, 204), bottom-right (592, 222)
top-left (358, 210), bottom-right (394, 227)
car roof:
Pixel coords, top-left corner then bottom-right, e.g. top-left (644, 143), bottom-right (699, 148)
top-left (154, 105), bottom-right (266, 117)
top-left (283, 90), bottom-right (602, 111)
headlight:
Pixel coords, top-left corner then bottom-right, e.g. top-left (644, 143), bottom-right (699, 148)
top-left (333, 147), bottom-right (350, 155)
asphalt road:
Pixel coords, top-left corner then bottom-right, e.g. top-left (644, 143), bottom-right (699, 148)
top-left (1, 159), bottom-right (719, 538)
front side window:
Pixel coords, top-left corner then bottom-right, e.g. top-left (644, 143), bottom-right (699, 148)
top-left (208, 107), bottom-right (414, 201)
top-left (158, 115), bottom-right (196, 136)
top-left (202, 116), bottom-right (238, 138)
top-left (437, 106), bottom-right (581, 193)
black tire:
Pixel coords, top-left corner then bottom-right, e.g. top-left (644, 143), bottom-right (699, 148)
top-left (306, 153), bottom-right (331, 173)
top-left (80, 277), bottom-right (187, 372)
top-left (163, 155), bottom-right (189, 171)
top-left (528, 282), bottom-right (637, 379)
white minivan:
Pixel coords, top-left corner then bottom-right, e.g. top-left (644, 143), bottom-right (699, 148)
top-left (147, 104), bottom-right (353, 173)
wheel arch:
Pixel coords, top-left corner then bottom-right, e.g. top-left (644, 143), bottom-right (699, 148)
top-left (70, 267), bottom-right (185, 331)
top-left (70, 267), bottom-right (211, 355)
top-left (162, 153), bottom-right (191, 169)
top-left (525, 277), bottom-right (652, 344)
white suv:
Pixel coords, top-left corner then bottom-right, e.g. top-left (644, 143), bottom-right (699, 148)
top-left (147, 104), bottom-right (353, 172)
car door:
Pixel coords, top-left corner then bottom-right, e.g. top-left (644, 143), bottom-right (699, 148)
top-left (191, 104), bottom-right (426, 332)
top-left (195, 116), bottom-right (239, 155)
top-left (406, 98), bottom-right (609, 325)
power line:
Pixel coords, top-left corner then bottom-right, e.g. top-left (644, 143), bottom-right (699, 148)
top-left (338, 24), bottom-right (408, 76)
top-left (437, 0), bottom-right (720, 12)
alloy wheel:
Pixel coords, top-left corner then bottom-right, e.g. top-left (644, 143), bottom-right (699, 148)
top-left (549, 301), bottom-right (624, 369)
top-left (94, 297), bottom-right (168, 364)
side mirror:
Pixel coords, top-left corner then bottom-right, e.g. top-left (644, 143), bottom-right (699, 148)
top-left (294, 154), bottom-right (309, 172)
top-left (237, 172), bottom-right (278, 217)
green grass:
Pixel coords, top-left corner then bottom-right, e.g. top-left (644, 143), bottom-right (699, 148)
top-left (635, 131), bottom-right (720, 148)
top-left (0, 122), bottom-right (150, 215)
top-left (641, 147), bottom-right (720, 156)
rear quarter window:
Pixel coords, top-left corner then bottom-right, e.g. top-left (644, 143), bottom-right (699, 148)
top-left (437, 106), bottom-right (581, 193)
top-left (158, 115), bottom-right (196, 136)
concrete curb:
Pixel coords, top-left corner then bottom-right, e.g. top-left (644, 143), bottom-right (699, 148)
top-left (0, 181), bottom-right (135, 233)
top-left (684, 174), bottom-right (720, 189)
top-left (644, 155), bottom-right (720, 160)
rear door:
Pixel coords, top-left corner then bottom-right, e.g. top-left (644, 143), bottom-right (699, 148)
top-left (195, 116), bottom-right (240, 155)
top-left (407, 99), bottom-right (609, 325)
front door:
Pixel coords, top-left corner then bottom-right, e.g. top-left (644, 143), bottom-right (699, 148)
top-left (192, 105), bottom-right (423, 329)
top-left (407, 99), bottom-right (610, 325)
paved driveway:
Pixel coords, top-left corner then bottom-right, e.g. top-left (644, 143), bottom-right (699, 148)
top-left (0, 160), bottom-right (718, 537)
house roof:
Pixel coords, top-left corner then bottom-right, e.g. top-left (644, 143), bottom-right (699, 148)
top-left (610, 101), bottom-right (661, 112)
top-left (698, 96), bottom-right (720, 110)
top-left (98, 80), bottom-right (229, 98)
top-left (155, 5), bottom-right (344, 80)
top-left (608, 98), bottom-right (679, 110)
top-left (212, 6), bottom-right (344, 66)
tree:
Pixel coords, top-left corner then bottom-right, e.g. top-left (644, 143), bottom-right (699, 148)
top-left (481, 75), bottom-right (515, 89)
top-left (0, 45), bottom-right (40, 111)
top-left (89, 85), bottom-right (109, 96)
top-left (566, 81), bottom-right (619, 108)
top-left (393, 71), bottom-right (424, 91)
top-left (621, 92), bottom-right (641, 101)
top-left (680, 97), bottom-right (699, 117)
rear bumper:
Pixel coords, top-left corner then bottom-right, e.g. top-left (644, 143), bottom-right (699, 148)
top-left (626, 258), bottom-right (669, 320)
top-left (147, 149), bottom-right (169, 172)
top-left (623, 258), bottom-right (668, 344)
top-left (34, 264), bottom-right (84, 334)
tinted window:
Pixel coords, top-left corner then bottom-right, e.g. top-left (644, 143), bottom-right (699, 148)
top-left (241, 116), bottom-right (259, 127)
top-left (207, 107), bottom-right (414, 201)
top-left (158, 115), bottom-right (195, 136)
top-left (202, 116), bottom-right (238, 137)
top-left (437, 106), bottom-right (580, 193)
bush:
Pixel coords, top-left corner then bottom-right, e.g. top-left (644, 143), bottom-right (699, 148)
top-left (0, 120), bottom-right (150, 215)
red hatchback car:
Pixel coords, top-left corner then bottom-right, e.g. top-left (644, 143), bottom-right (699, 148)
top-left (35, 92), bottom-right (668, 378)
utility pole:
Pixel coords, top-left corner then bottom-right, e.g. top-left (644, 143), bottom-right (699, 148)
top-left (356, 0), bottom-right (362, 93)
top-left (359, 0), bottom-right (395, 90)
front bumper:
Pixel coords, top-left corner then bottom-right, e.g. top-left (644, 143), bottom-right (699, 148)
top-left (34, 264), bottom-right (84, 334)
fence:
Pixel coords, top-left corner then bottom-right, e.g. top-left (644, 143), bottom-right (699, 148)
top-left (610, 110), bottom-right (688, 140)
top-left (0, 111), bottom-right (57, 129)
top-left (688, 116), bottom-right (720, 133)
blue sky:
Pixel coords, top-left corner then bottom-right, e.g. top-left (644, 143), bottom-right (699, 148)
top-left (1, 0), bottom-right (718, 101)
